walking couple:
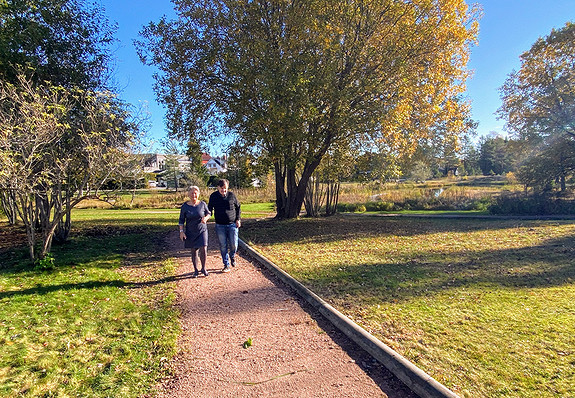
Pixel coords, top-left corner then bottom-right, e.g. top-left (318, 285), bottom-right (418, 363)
top-left (178, 179), bottom-right (241, 277)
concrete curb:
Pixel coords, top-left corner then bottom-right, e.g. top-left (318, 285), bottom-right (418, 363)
top-left (239, 239), bottom-right (460, 398)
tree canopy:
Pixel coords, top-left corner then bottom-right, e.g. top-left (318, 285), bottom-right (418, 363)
top-left (138, 0), bottom-right (479, 218)
top-left (499, 22), bottom-right (575, 192)
top-left (0, 0), bottom-right (116, 89)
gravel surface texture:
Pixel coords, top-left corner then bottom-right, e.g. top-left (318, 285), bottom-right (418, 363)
top-left (157, 226), bottom-right (417, 398)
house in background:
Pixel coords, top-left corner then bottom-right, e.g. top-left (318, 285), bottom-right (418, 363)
top-left (143, 153), bottom-right (192, 188)
top-left (143, 153), bottom-right (228, 187)
top-left (202, 153), bottom-right (228, 175)
top-left (143, 153), bottom-right (192, 173)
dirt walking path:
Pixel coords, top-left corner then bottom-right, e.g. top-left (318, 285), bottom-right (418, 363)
top-left (156, 226), bottom-right (417, 398)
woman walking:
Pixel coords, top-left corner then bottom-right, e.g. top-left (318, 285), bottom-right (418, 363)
top-left (179, 186), bottom-right (211, 277)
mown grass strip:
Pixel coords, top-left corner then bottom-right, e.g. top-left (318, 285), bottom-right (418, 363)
top-left (240, 215), bottom-right (575, 398)
top-left (0, 209), bottom-right (179, 398)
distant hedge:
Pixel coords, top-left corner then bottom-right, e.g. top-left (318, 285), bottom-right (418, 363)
top-left (489, 193), bottom-right (575, 215)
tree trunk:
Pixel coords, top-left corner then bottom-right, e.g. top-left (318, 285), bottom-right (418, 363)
top-left (283, 161), bottom-right (319, 219)
top-left (325, 181), bottom-right (340, 216)
top-left (0, 190), bottom-right (19, 225)
top-left (304, 175), bottom-right (325, 217)
top-left (274, 162), bottom-right (287, 219)
top-left (16, 192), bottom-right (36, 260)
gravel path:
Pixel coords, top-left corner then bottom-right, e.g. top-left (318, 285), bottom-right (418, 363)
top-left (157, 226), bottom-right (417, 398)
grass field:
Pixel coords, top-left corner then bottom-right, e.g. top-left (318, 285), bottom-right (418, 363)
top-left (240, 215), bottom-right (575, 398)
top-left (0, 202), bottom-right (275, 397)
top-left (0, 209), bottom-right (179, 398)
top-left (2, 185), bottom-right (574, 397)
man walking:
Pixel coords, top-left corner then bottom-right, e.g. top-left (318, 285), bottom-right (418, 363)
top-left (208, 179), bottom-right (241, 273)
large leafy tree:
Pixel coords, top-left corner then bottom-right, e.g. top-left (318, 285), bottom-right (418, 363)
top-left (0, 77), bottom-right (136, 260)
top-left (499, 22), bottom-right (575, 192)
top-left (0, 0), bottom-right (115, 89)
top-left (0, 0), bottom-right (139, 261)
top-left (138, 0), bottom-right (479, 218)
top-left (478, 135), bottom-right (513, 175)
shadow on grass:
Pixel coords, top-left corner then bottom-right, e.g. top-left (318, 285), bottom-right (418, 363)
top-left (241, 216), bottom-right (575, 247)
top-left (242, 215), bottom-right (575, 246)
top-left (0, 226), bottom-right (172, 275)
top-left (295, 234), bottom-right (575, 303)
top-left (0, 271), bottom-right (199, 300)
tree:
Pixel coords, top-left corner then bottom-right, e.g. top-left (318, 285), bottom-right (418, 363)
top-left (0, 1), bottom-right (139, 262)
top-left (460, 134), bottom-right (481, 176)
top-left (516, 139), bottom-right (575, 192)
top-left (304, 145), bottom-right (353, 217)
top-left (0, 76), bottom-right (136, 260)
top-left (499, 22), bottom-right (575, 192)
top-left (0, 0), bottom-right (115, 89)
top-left (138, 0), bottom-right (479, 218)
top-left (224, 146), bottom-right (257, 189)
top-left (478, 135), bottom-right (513, 175)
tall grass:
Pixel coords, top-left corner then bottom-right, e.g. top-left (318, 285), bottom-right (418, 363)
top-left (72, 176), bottom-right (524, 213)
top-left (77, 185), bottom-right (276, 210)
top-left (337, 177), bottom-right (523, 212)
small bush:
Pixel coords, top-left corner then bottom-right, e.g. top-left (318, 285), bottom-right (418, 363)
top-left (34, 253), bottom-right (55, 271)
top-left (365, 201), bottom-right (395, 212)
top-left (471, 196), bottom-right (494, 211)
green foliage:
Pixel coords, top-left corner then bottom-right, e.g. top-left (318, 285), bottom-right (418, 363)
top-left (489, 193), bottom-right (575, 215)
top-left (366, 201), bottom-right (396, 212)
top-left (242, 337), bottom-right (253, 349)
top-left (0, 0), bottom-right (116, 90)
top-left (499, 22), bottom-right (575, 192)
top-left (33, 253), bottom-right (55, 271)
top-left (478, 135), bottom-right (518, 176)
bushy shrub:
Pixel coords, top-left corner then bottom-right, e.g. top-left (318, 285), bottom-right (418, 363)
top-left (338, 203), bottom-right (367, 212)
top-left (34, 253), bottom-right (55, 271)
top-left (471, 196), bottom-right (494, 211)
top-left (365, 201), bottom-right (395, 212)
top-left (489, 193), bottom-right (575, 215)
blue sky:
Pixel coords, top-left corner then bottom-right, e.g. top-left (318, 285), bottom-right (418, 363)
top-left (100, 0), bottom-right (575, 151)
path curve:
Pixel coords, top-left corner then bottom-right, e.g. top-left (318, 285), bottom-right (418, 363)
top-left (156, 225), bottom-right (417, 398)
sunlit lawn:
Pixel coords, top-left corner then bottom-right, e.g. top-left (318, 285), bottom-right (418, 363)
top-left (240, 215), bottom-right (575, 398)
top-left (240, 202), bottom-right (276, 218)
top-left (0, 209), bottom-right (179, 398)
top-left (0, 203), bottom-right (275, 397)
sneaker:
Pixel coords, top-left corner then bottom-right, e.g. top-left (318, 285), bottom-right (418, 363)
top-left (222, 266), bottom-right (231, 273)
top-left (202, 269), bottom-right (209, 277)
top-left (192, 270), bottom-right (199, 278)
top-left (231, 258), bottom-right (236, 267)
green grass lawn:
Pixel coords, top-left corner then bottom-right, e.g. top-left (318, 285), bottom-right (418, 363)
top-left (0, 209), bottom-right (179, 398)
top-left (240, 215), bottom-right (575, 398)
top-left (240, 202), bottom-right (276, 218)
top-left (3, 203), bottom-right (574, 397)
top-left (0, 203), bottom-right (274, 397)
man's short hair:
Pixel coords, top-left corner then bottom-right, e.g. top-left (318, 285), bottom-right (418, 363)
top-left (217, 179), bottom-right (229, 188)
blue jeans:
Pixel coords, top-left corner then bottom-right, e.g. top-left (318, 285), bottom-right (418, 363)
top-left (215, 223), bottom-right (238, 267)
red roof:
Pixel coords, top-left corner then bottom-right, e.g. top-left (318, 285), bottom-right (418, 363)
top-left (201, 153), bottom-right (211, 165)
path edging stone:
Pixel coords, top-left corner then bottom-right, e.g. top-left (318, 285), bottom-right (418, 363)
top-left (239, 239), bottom-right (460, 398)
